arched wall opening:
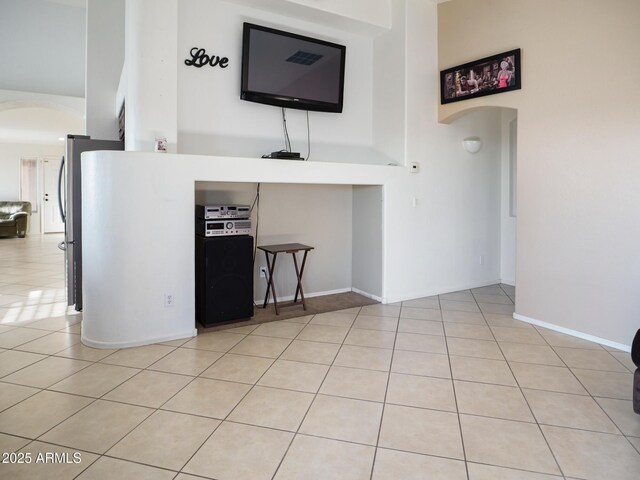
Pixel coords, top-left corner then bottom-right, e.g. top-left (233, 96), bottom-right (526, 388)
top-left (445, 105), bottom-right (518, 289)
top-left (438, 0), bottom-right (640, 348)
top-left (0, 104), bottom-right (84, 144)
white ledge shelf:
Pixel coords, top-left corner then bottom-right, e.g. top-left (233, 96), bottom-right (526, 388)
top-left (80, 151), bottom-right (404, 348)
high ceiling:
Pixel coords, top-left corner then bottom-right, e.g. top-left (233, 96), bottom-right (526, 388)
top-left (0, 0), bottom-right (86, 143)
top-left (0, 0), bottom-right (86, 98)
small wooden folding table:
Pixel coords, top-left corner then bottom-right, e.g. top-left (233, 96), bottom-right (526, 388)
top-left (257, 243), bottom-right (314, 315)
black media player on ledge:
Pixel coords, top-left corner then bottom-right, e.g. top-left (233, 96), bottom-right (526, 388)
top-left (270, 151), bottom-right (301, 160)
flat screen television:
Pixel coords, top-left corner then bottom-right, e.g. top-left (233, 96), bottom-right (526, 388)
top-left (241, 23), bottom-right (346, 113)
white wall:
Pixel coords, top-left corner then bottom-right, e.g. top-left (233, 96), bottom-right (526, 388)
top-left (226, 0), bottom-right (391, 36)
top-left (352, 185), bottom-right (383, 298)
top-left (372, 0), bottom-right (405, 165)
top-left (124, 0), bottom-right (178, 152)
top-left (177, 0), bottom-right (390, 164)
top-left (500, 109), bottom-right (517, 284)
top-left (382, 0), bottom-right (503, 300)
top-left (86, 0), bottom-right (125, 140)
top-left (439, 0), bottom-right (640, 347)
top-left (285, 0), bottom-right (391, 30)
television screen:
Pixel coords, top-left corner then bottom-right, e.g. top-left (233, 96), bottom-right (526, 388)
top-left (241, 23), bottom-right (346, 113)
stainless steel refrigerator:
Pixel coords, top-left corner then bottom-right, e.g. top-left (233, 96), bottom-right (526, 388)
top-left (58, 135), bottom-right (124, 311)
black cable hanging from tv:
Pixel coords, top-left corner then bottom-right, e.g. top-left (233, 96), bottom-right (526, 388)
top-left (281, 107), bottom-right (292, 152)
top-left (250, 182), bottom-right (261, 306)
top-left (250, 182), bottom-right (260, 265)
top-left (306, 110), bottom-right (311, 161)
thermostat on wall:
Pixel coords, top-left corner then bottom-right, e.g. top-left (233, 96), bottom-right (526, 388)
top-left (409, 162), bottom-right (419, 173)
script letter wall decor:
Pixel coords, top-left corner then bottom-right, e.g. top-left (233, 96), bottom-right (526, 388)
top-left (185, 48), bottom-right (229, 69)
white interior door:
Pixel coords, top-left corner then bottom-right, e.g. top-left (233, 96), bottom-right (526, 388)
top-left (42, 156), bottom-right (65, 233)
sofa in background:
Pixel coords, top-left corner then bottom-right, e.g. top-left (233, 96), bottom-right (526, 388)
top-left (0, 201), bottom-right (32, 237)
top-left (633, 329), bottom-right (640, 414)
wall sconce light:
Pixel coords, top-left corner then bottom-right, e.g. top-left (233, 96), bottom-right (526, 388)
top-left (462, 137), bottom-right (482, 154)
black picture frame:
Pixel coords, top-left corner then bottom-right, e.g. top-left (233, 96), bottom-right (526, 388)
top-left (440, 49), bottom-right (521, 105)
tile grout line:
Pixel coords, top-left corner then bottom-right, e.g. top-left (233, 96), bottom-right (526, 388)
top-left (471, 288), bottom-right (566, 478)
top-left (30, 347), bottom-right (183, 471)
top-left (269, 307), bottom-right (363, 480)
top-left (21, 338), bottom-right (212, 478)
top-left (367, 305), bottom-right (401, 480)
top-left (537, 327), bottom-right (639, 451)
top-left (121, 307), bottom-right (354, 477)
top-left (162, 332), bottom-right (271, 476)
top-left (441, 293), bottom-right (472, 480)
top-left (91, 331), bottom-right (260, 476)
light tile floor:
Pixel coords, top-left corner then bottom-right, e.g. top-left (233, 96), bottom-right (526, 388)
top-left (1, 234), bottom-right (639, 479)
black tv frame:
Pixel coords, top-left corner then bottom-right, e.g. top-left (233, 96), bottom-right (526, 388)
top-left (241, 22), bottom-right (346, 113)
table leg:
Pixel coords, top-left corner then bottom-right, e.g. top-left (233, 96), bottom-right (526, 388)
top-left (292, 250), bottom-right (308, 310)
top-left (263, 252), bottom-right (280, 315)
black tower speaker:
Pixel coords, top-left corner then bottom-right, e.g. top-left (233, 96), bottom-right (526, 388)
top-left (195, 235), bottom-right (254, 326)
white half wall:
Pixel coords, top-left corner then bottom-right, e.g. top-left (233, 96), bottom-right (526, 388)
top-left (81, 151), bottom-right (394, 347)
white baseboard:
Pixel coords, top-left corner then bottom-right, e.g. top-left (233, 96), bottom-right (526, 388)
top-left (82, 328), bottom-right (197, 349)
top-left (513, 313), bottom-right (631, 353)
top-left (384, 279), bottom-right (504, 304)
top-left (499, 279), bottom-right (516, 286)
top-left (255, 287), bottom-right (351, 305)
top-left (351, 288), bottom-right (383, 303)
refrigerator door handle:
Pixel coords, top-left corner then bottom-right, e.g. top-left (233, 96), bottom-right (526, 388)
top-left (58, 155), bottom-right (66, 222)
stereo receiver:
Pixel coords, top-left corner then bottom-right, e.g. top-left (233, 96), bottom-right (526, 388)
top-left (196, 204), bottom-right (251, 220)
top-left (196, 218), bottom-right (252, 237)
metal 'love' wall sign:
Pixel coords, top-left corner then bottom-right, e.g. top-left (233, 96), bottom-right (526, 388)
top-left (185, 47), bottom-right (229, 69)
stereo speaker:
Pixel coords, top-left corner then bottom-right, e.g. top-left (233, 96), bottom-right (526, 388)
top-left (195, 235), bottom-right (254, 326)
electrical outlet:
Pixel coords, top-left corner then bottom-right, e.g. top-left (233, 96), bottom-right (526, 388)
top-left (164, 293), bottom-right (175, 307)
top-left (260, 267), bottom-right (267, 278)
